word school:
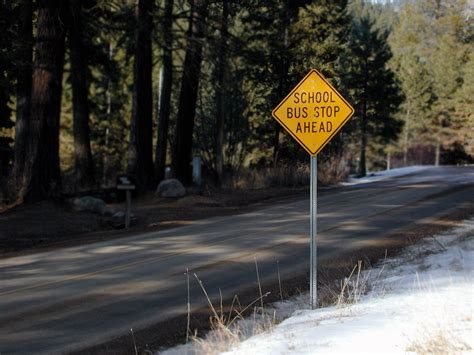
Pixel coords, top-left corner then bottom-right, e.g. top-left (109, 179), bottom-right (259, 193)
top-left (286, 91), bottom-right (342, 133)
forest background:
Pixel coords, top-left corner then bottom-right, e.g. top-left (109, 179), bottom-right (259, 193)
top-left (0, 0), bottom-right (472, 203)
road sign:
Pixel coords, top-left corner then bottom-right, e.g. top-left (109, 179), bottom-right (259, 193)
top-left (272, 69), bottom-right (354, 156)
top-left (272, 69), bottom-right (355, 310)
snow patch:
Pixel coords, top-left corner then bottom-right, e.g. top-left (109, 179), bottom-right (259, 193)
top-left (342, 165), bottom-right (431, 186)
top-left (224, 219), bottom-right (473, 355)
top-left (162, 219), bottom-right (473, 355)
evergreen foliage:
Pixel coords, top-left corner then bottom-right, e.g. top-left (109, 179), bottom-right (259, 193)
top-left (389, 0), bottom-right (472, 166)
top-left (292, 0), bottom-right (352, 162)
top-left (343, 1), bottom-right (403, 176)
top-left (0, 3), bottom-right (15, 176)
top-left (0, 0), bottom-right (471, 202)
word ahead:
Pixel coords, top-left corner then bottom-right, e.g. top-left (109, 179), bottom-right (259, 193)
top-left (272, 69), bottom-right (354, 155)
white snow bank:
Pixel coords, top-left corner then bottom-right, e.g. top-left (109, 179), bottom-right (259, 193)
top-left (224, 219), bottom-right (473, 355)
top-left (162, 219), bottom-right (473, 355)
top-left (342, 165), bottom-right (431, 186)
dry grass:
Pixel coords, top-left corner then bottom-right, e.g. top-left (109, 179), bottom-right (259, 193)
top-left (186, 271), bottom-right (275, 355)
top-left (405, 281), bottom-right (472, 355)
top-left (226, 157), bottom-right (349, 189)
top-left (407, 328), bottom-right (471, 354)
top-left (181, 258), bottom-right (378, 355)
top-left (190, 311), bottom-right (276, 355)
top-left (316, 254), bottom-right (387, 309)
top-left (317, 157), bottom-right (350, 186)
top-left (183, 244), bottom-right (472, 355)
top-left (335, 260), bottom-right (369, 307)
top-left (227, 164), bottom-right (310, 189)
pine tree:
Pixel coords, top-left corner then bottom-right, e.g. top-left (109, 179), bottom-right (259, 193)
top-left (389, 0), bottom-right (472, 165)
top-left (238, 0), bottom-right (301, 165)
top-left (291, 0), bottom-right (352, 161)
top-left (388, 1), bottom-right (434, 166)
top-left (214, 0), bottom-right (229, 186)
top-left (8, 0), bottom-right (33, 191)
top-left (454, 54), bottom-right (474, 158)
top-left (67, 0), bottom-right (95, 189)
top-left (129, 0), bottom-right (154, 189)
top-left (292, 0), bottom-right (350, 80)
top-left (191, 1), bottom-right (252, 178)
top-left (155, 0), bottom-right (174, 184)
top-left (86, 3), bottom-right (131, 187)
top-left (391, 54), bottom-right (432, 166)
top-left (343, 5), bottom-right (403, 177)
top-left (173, 0), bottom-right (208, 184)
top-left (20, 0), bottom-right (67, 201)
top-left (427, 0), bottom-right (471, 164)
top-left (0, 2), bottom-right (15, 178)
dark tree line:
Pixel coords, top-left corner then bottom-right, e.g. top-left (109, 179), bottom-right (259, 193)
top-left (0, 0), bottom-right (471, 203)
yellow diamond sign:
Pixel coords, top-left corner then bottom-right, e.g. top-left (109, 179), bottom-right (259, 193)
top-left (272, 69), bottom-right (355, 156)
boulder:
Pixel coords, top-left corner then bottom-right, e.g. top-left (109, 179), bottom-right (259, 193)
top-left (72, 196), bottom-right (115, 216)
top-left (109, 211), bottom-right (138, 229)
top-left (156, 179), bottom-right (186, 198)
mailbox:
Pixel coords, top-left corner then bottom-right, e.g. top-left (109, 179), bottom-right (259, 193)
top-left (116, 174), bottom-right (136, 229)
top-left (116, 174), bottom-right (136, 191)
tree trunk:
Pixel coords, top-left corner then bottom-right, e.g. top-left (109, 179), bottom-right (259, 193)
top-left (272, 125), bottom-right (281, 166)
top-left (273, 0), bottom-right (291, 166)
top-left (20, 0), bottom-right (66, 201)
top-left (403, 106), bottom-right (410, 167)
top-left (8, 0), bottom-right (32, 198)
top-left (129, 0), bottom-right (154, 189)
top-left (173, 0), bottom-right (208, 184)
top-left (103, 42), bottom-right (114, 186)
top-left (214, 0), bottom-right (229, 187)
top-left (435, 137), bottom-right (441, 166)
top-left (358, 115), bottom-right (367, 177)
top-left (68, 0), bottom-right (95, 190)
top-left (358, 58), bottom-right (368, 178)
top-left (155, 0), bottom-right (173, 184)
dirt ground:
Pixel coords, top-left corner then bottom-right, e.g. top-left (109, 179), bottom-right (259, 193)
top-left (0, 187), bottom-right (308, 256)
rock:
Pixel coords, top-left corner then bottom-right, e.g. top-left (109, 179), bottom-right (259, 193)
top-left (72, 196), bottom-right (115, 216)
top-left (109, 211), bottom-right (138, 229)
top-left (156, 179), bottom-right (186, 198)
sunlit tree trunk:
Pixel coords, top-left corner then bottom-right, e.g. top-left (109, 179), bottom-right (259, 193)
top-left (273, 0), bottom-right (291, 166)
top-left (214, 0), bottom-right (229, 187)
top-left (173, 0), bottom-right (208, 184)
top-left (8, 0), bottom-right (32, 199)
top-left (403, 106), bottom-right (410, 167)
top-left (155, 0), bottom-right (173, 184)
top-left (358, 57), bottom-right (368, 178)
top-left (435, 137), bottom-right (441, 166)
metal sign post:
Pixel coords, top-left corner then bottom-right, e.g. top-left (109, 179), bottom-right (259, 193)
top-left (117, 174), bottom-right (136, 229)
top-left (310, 155), bottom-right (317, 309)
top-left (125, 190), bottom-right (132, 229)
top-left (271, 68), bottom-right (354, 310)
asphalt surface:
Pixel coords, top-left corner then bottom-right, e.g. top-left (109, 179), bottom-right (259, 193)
top-left (0, 166), bottom-right (473, 354)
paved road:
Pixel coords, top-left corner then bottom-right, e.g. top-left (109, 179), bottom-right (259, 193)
top-left (0, 166), bottom-right (473, 354)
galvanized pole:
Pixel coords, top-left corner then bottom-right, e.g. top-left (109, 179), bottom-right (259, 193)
top-left (125, 190), bottom-right (131, 229)
top-left (310, 155), bottom-right (317, 309)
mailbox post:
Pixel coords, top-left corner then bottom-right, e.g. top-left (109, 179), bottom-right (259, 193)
top-left (116, 174), bottom-right (136, 229)
top-left (192, 156), bottom-right (202, 187)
